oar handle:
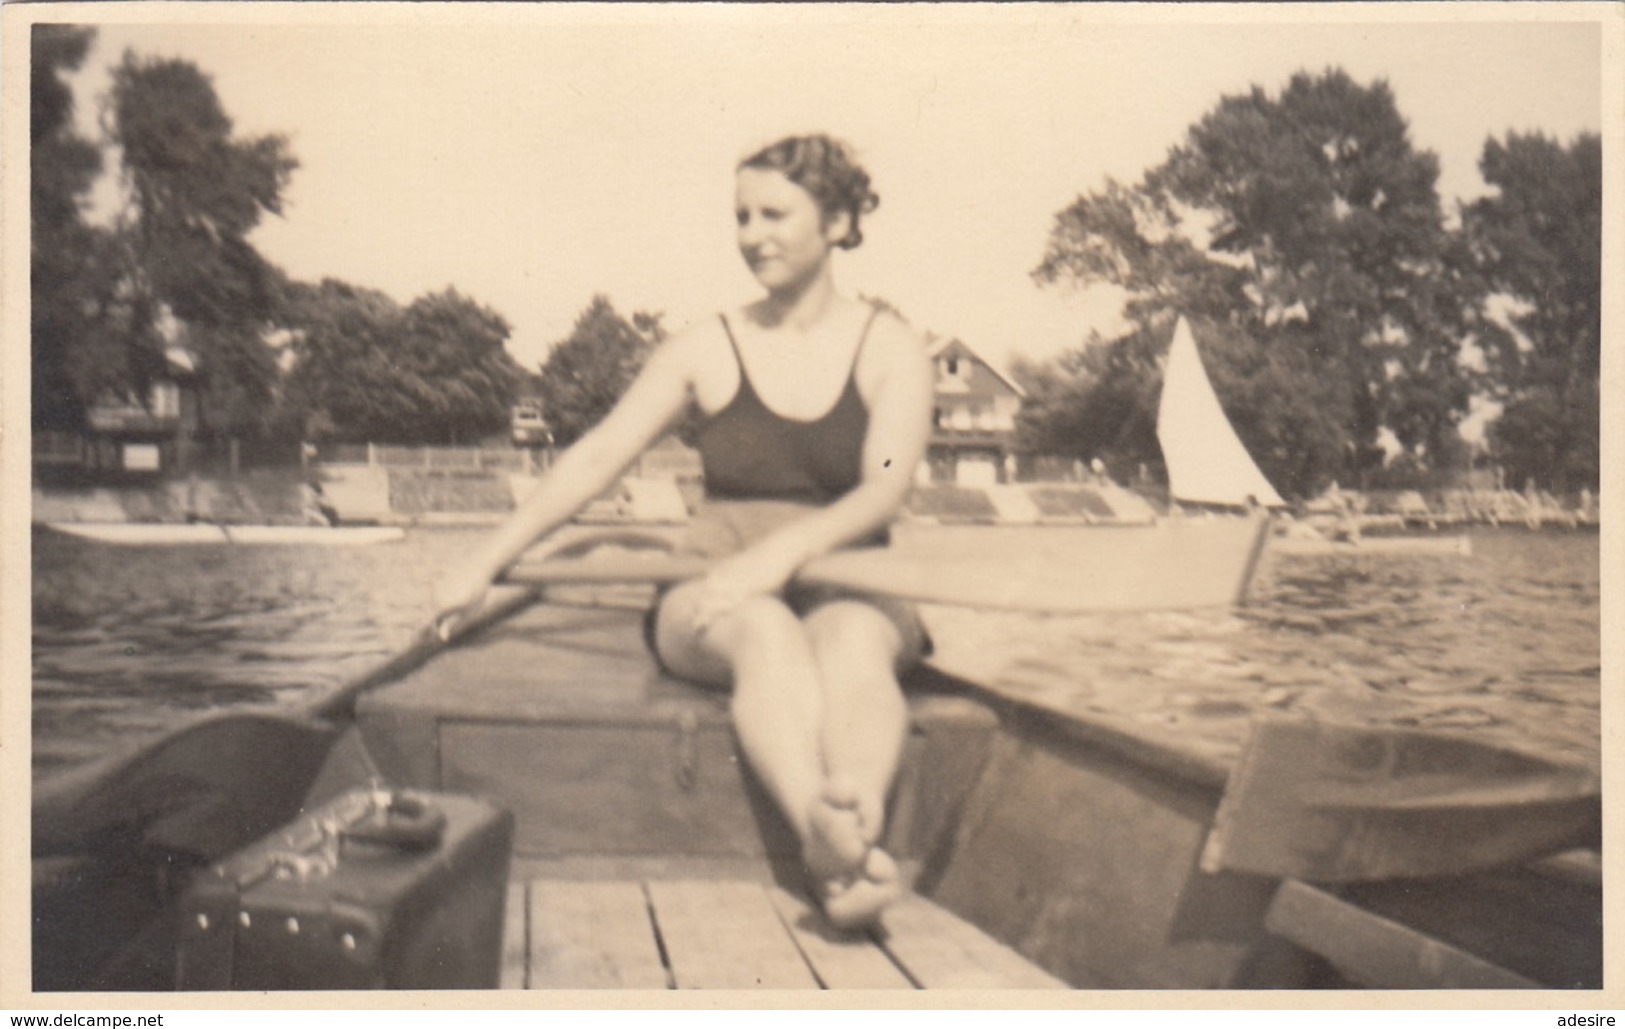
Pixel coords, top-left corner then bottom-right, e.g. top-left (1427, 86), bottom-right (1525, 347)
top-left (308, 583), bottom-right (539, 723)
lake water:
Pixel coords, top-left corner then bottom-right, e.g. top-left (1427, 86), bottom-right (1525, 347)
top-left (30, 524), bottom-right (1601, 787)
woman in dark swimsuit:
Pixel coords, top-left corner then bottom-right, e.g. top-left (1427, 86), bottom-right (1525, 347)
top-left (434, 135), bottom-right (933, 928)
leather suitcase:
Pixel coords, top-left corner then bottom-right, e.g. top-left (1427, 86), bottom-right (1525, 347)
top-left (176, 787), bottom-right (514, 990)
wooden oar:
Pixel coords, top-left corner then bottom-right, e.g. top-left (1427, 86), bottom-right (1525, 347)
top-left (1199, 717), bottom-right (1602, 882)
top-left (31, 583), bottom-right (541, 862)
top-left (31, 531), bottom-right (694, 861)
top-left (32, 518), bottom-right (1268, 860)
top-left (505, 515), bottom-right (1273, 613)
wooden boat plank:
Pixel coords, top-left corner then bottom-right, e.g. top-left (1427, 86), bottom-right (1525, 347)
top-left (1335, 862), bottom-right (1603, 989)
top-left (876, 893), bottom-right (1068, 989)
top-left (360, 605), bottom-right (721, 720)
top-left (363, 603), bottom-right (997, 865)
top-left (1264, 880), bottom-right (1538, 989)
top-left (445, 722), bottom-right (783, 859)
top-left (1200, 717), bottom-right (1602, 882)
top-left (644, 880), bottom-right (818, 989)
top-left (526, 880), bottom-right (670, 990)
top-left (925, 729), bottom-right (1255, 989)
top-left (765, 887), bottom-right (915, 990)
top-left (512, 855), bottom-right (779, 884)
top-left (501, 882), bottom-right (528, 990)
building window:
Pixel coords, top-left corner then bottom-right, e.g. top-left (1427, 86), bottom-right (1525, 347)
top-left (151, 381), bottom-right (181, 418)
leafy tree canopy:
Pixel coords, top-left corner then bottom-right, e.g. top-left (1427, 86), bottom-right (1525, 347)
top-left (107, 51), bottom-right (298, 437)
top-left (1463, 132), bottom-right (1600, 492)
top-left (31, 25), bottom-right (119, 429)
top-left (280, 280), bottom-right (524, 444)
top-left (1031, 69), bottom-right (1479, 498)
top-left (534, 296), bottom-right (666, 447)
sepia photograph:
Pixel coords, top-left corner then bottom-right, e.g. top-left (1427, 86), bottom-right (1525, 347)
top-left (4, 0), bottom-right (1618, 1010)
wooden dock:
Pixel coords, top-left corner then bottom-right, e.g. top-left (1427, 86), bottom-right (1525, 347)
top-left (501, 867), bottom-right (1067, 990)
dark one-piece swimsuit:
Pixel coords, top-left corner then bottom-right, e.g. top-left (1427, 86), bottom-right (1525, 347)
top-left (642, 308), bottom-right (930, 670)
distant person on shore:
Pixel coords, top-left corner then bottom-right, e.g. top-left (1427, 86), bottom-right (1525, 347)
top-left (183, 471), bottom-right (205, 524)
top-left (301, 480), bottom-right (338, 526)
top-left (432, 134), bottom-right (933, 929)
top-left (1321, 481), bottom-right (1361, 544)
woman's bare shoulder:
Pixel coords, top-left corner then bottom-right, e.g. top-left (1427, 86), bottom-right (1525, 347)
top-left (649, 313), bottom-right (738, 407)
top-left (646, 313), bottom-right (730, 368)
top-left (860, 308), bottom-right (932, 379)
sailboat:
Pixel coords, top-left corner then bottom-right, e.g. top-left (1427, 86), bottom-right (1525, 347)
top-left (1156, 316), bottom-right (1471, 556)
top-left (1156, 316), bottom-right (1285, 509)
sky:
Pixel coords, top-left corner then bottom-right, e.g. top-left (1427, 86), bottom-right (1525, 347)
top-left (61, 4), bottom-right (1608, 373)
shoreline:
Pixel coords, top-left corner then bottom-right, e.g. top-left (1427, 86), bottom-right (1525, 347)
top-left (31, 474), bottom-right (1596, 533)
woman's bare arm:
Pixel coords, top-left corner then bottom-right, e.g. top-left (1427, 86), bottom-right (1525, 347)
top-left (434, 331), bottom-right (702, 616)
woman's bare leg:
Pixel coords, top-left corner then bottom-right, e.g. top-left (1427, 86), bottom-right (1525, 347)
top-left (805, 601), bottom-right (910, 845)
top-left (803, 601), bottom-right (912, 928)
top-left (653, 586), bottom-right (864, 879)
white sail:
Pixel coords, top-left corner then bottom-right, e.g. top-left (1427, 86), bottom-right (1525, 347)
top-left (1156, 317), bottom-right (1285, 508)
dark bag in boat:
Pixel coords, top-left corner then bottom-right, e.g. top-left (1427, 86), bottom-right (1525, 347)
top-left (175, 787), bottom-right (513, 990)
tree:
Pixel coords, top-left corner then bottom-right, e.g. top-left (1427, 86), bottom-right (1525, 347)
top-left (1010, 333), bottom-right (1163, 476)
top-left (277, 279), bottom-right (400, 440)
top-left (395, 289), bottom-right (526, 444)
top-left (107, 52), bottom-right (298, 440)
top-left (1463, 132), bottom-right (1601, 492)
top-left (31, 25), bottom-right (122, 430)
top-left (1032, 69), bottom-right (1478, 497)
top-left (280, 280), bottom-right (524, 444)
top-left (534, 296), bottom-right (665, 447)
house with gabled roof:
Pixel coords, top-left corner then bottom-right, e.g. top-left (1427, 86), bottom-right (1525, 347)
top-left (33, 307), bottom-right (201, 479)
top-left (925, 336), bottom-right (1024, 487)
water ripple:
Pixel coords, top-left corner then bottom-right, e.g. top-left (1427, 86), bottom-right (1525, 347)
top-left (31, 526), bottom-right (1600, 782)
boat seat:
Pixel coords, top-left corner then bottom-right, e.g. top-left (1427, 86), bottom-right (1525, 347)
top-left (501, 870), bottom-right (1067, 989)
top-left (354, 598), bottom-right (1000, 866)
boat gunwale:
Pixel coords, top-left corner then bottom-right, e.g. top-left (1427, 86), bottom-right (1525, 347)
top-left (914, 662), bottom-right (1233, 792)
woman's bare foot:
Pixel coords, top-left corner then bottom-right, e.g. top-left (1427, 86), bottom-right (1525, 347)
top-left (820, 846), bottom-right (902, 931)
top-left (803, 779), bottom-right (870, 880)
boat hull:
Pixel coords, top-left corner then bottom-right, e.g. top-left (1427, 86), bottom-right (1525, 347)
top-left (30, 526), bottom-right (1599, 992)
top-left (918, 684), bottom-right (1599, 989)
top-left (344, 597), bottom-right (1597, 989)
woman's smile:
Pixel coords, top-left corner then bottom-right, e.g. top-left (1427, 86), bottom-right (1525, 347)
top-left (735, 167), bottom-right (843, 291)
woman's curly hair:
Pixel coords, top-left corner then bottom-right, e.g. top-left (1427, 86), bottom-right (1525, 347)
top-left (739, 134), bottom-right (880, 250)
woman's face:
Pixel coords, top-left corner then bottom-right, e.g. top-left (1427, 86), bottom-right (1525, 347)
top-left (735, 167), bottom-right (848, 291)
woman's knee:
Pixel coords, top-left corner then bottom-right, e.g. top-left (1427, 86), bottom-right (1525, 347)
top-left (804, 603), bottom-right (908, 689)
top-left (654, 586), bottom-right (804, 680)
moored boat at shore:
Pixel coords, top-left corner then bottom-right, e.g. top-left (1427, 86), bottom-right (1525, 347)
top-left (45, 522), bottom-right (407, 546)
top-left (1268, 532), bottom-right (1473, 558)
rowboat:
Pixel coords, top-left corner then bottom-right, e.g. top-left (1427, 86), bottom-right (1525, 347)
top-left (29, 523), bottom-right (1601, 993)
top-left (45, 523), bottom-right (407, 546)
top-left (27, 318), bottom-right (1594, 993)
